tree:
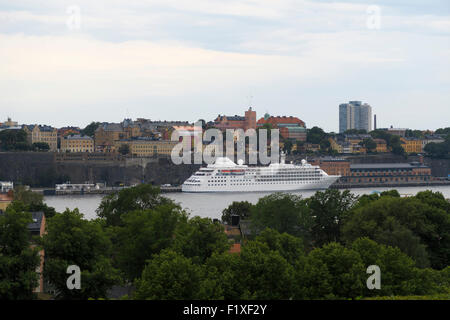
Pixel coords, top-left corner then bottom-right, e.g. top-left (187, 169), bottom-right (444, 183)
top-left (369, 130), bottom-right (405, 156)
top-left (237, 241), bottom-right (295, 299)
top-left (254, 228), bottom-right (305, 265)
top-left (307, 189), bottom-right (357, 247)
top-left (134, 250), bottom-right (218, 300)
top-left (434, 127), bottom-right (450, 135)
top-left (80, 122), bottom-right (100, 138)
top-left (32, 142), bottom-right (50, 151)
top-left (113, 205), bottom-right (188, 281)
top-left (295, 242), bottom-right (365, 299)
top-left (307, 126), bottom-right (327, 145)
top-left (172, 216), bottom-right (229, 264)
top-left (282, 139), bottom-right (293, 155)
top-left (362, 138), bottom-right (377, 153)
top-left (221, 201), bottom-right (253, 225)
top-left (118, 144), bottom-right (130, 155)
top-left (424, 140), bottom-right (450, 159)
top-left (342, 196), bottom-right (450, 269)
top-left (405, 129), bottom-right (424, 139)
top-left (351, 238), bottom-right (418, 296)
top-left (11, 186), bottom-right (56, 219)
top-left (96, 184), bottom-right (177, 227)
top-left (413, 191), bottom-right (450, 269)
top-left (0, 129), bottom-right (31, 151)
top-left (41, 209), bottom-right (119, 299)
top-left (344, 129), bottom-right (367, 134)
top-left (0, 208), bottom-right (40, 300)
top-left (204, 251), bottom-right (244, 300)
top-left (251, 193), bottom-right (313, 241)
top-left (13, 186), bottom-right (44, 207)
top-left (392, 144), bottom-right (406, 156)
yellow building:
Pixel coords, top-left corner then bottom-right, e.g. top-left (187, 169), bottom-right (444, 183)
top-left (400, 137), bottom-right (423, 153)
top-left (373, 139), bottom-right (388, 153)
top-left (61, 135), bottom-right (94, 153)
top-left (23, 125), bottom-right (58, 151)
top-left (329, 137), bottom-right (343, 153)
top-left (94, 121), bottom-right (141, 152)
top-left (116, 139), bottom-right (178, 157)
top-left (351, 144), bottom-right (367, 154)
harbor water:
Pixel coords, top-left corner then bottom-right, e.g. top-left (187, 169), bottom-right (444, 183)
top-left (44, 185), bottom-right (450, 221)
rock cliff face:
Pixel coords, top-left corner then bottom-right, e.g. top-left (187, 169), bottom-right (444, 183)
top-left (0, 152), bottom-right (199, 187)
top-left (0, 152), bottom-right (448, 188)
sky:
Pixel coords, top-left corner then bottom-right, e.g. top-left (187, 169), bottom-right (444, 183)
top-left (0, 0), bottom-right (449, 132)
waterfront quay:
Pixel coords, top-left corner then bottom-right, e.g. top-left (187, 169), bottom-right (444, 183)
top-left (331, 179), bottom-right (450, 190)
top-left (33, 179), bottom-right (450, 196)
top-left (32, 185), bottom-right (182, 195)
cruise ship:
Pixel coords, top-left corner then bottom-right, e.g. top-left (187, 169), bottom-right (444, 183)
top-left (181, 154), bottom-right (340, 193)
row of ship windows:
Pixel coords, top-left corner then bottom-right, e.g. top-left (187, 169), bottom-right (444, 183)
top-left (207, 176), bottom-right (321, 181)
top-left (207, 180), bottom-right (321, 186)
top-left (214, 173), bottom-right (321, 176)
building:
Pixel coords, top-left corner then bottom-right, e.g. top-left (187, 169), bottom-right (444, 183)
top-left (58, 126), bottom-right (81, 138)
top-left (94, 119), bottom-right (190, 152)
top-left (23, 125), bottom-right (58, 151)
top-left (0, 181), bottom-right (14, 193)
top-left (0, 193), bottom-right (13, 212)
top-left (94, 123), bottom-right (130, 152)
top-left (298, 143), bottom-right (320, 153)
top-left (422, 135), bottom-right (445, 151)
top-left (115, 138), bottom-right (178, 157)
top-left (309, 157), bottom-right (351, 177)
top-left (400, 137), bottom-right (423, 154)
top-left (380, 126), bottom-right (407, 137)
top-left (373, 139), bottom-right (388, 153)
top-left (61, 135), bottom-right (94, 153)
top-left (339, 101), bottom-right (372, 133)
top-left (257, 113), bottom-right (307, 141)
top-left (0, 118), bottom-right (22, 131)
top-left (27, 212), bottom-right (46, 293)
top-left (341, 162), bottom-right (432, 184)
top-left (214, 107), bottom-right (257, 131)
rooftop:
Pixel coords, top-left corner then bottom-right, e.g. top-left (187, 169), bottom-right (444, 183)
top-left (350, 163), bottom-right (429, 170)
top-left (28, 212), bottom-right (44, 233)
top-left (64, 134), bottom-right (93, 141)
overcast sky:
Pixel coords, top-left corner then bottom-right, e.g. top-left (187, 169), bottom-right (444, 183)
top-left (1, 0), bottom-right (449, 132)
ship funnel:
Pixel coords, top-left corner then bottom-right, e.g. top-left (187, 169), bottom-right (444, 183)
top-left (280, 152), bottom-right (286, 164)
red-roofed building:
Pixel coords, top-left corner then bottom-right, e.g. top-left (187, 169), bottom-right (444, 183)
top-left (257, 114), bottom-right (307, 141)
top-left (214, 107), bottom-right (257, 131)
top-left (229, 243), bottom-right (241, 254)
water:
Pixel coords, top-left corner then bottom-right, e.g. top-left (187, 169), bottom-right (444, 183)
top-left (43, 185), bottom-right (450, 221)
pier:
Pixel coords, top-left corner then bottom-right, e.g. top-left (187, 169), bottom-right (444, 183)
top-left (331, 179), bottom-right (450, 190)
top-left (32, 184), bottom-right (182, 196)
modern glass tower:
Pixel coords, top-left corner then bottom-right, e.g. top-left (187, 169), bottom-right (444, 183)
top-left (339, 101), bottom-right (372, 133)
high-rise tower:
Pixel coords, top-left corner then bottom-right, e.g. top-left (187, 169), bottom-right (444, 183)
top-left (339, 101), bottom-right (372, 133)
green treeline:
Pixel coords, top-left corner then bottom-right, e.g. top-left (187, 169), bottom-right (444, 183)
top-left (1, 185), bottom-right (449, 300)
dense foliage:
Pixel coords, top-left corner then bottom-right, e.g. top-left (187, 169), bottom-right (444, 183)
top-left (40, 209), bottom-right (119, 299)
top-left (424, 134), bottom-right (450, 159)
top-left (2, 185), bottom-right (449, 300)
top-left (0, 129), bottom-right (30, 151)
top-left (0, 207), bottom-right (40, 299)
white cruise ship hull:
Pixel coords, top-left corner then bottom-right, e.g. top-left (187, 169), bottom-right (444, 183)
top-left (182, 175), bottom-right (339, 193)
top-left (181, 157), bottom-right (340, 193)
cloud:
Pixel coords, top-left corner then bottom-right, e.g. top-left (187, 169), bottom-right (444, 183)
top-left (0, 0), bottom-right (449, 130)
